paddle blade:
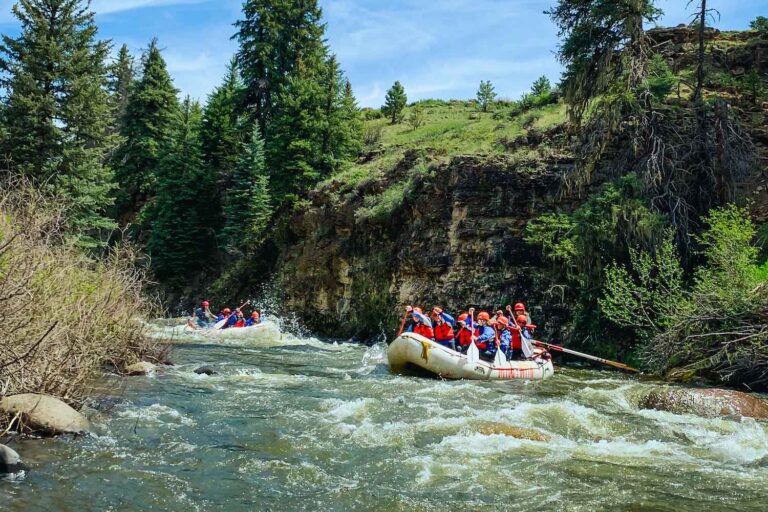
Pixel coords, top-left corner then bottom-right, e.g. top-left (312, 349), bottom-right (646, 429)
top-left (467, 341), bottom-right (479, 364)
top-left (493, 347), bottom-right (506, 367)
top-left (213, 318), bottom-right (227, 330)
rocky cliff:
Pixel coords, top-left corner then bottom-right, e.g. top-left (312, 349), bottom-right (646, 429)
top-left (248, 27), bottom-right (768, 342)
top-left (273, 148), bottom-right (579, 339)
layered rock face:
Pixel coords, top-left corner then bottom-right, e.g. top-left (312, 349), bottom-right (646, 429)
top-left (274, 152), bottom-right (575, 339)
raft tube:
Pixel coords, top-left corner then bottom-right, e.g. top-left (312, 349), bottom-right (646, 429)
top-left (388, 333), bottom-right (555, 381)
top-left (187, 323), bottom-right (269, 337)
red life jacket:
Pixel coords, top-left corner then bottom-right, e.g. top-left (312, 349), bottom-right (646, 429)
top-left (510, 327), bottom-right (522, 350)
top-left (235, 318), bottom-right (246, 328)
top-left (434, 322), bottom-right (455, 342)
top-left (474, 327), bottom-right (488, 350)
top-left (414, 323), bottom-right (434, 339)
top-left (455, 327), bottom-right (472, 347)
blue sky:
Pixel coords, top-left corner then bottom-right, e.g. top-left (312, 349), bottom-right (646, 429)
top-left (0, 0), bottom-right (765, 107)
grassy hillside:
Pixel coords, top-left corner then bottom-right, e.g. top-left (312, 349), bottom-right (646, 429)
top-left (322, 99), bottom-right (568, 190)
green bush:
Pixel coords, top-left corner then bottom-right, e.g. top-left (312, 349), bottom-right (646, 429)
top-left (600, 205), bottom-right (768, 387)
top-left (750, 16), bottom-right (768, 37)
top-left (354, 180), bottom-right (408, 223)
top-left (643, 53), bottom-right (677, 101)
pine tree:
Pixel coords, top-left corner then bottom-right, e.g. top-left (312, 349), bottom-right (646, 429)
top-left (476, 80), bottom-right (497, 112)
top-left (0, 0), bottom-right (116, 243)
top-left (108, 44), bottom-right (135, 133)
top-left (267, 56), bottom-right (363, 204)
top-left (146, 98), bottom-right (216, 285)
top-left (382, 81), bottom-right (407, 124)
top-left (112, 39), bottom-right (179, 222)
top-left (320, 56), bottom-right (363, 172)
top-left (234, 0), bottom-right (326, 134)
top-left (223, 126), bottom-right (272, 253)
top-left (266, 61), bottom-right (326, 203)
top-left (201, 58), bottom-right (243, 241)
top-left (531, 76), bottom-right (551, 96)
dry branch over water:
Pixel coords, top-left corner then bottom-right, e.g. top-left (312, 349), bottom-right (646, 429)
top-left (0, 183), bottom-right (161, 412)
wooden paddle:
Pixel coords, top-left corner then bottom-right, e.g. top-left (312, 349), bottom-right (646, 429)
top-left (214, 300), bottom-right (250, 330)
top-left (532, 340), bottom-right (640, 373)
top-left (396, 307), bottom-right (409, 338)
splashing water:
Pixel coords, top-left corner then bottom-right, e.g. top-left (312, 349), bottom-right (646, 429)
top-left (3, 319), bottom-right (768, 511)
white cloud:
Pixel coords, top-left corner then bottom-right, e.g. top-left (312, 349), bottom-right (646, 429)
top-left (91, 0), bottom-right (212, 15)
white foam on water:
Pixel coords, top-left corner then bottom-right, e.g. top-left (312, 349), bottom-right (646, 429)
top-left (321, 398), bottom-right (373, 421)
top-left (116, 403), bottom-right (196, 427)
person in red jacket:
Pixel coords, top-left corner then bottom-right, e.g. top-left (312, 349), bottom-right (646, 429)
top-left (454, 313), bottom-right (473, 354)
top-left (405, 306), bottom-right (434, 339)
top-left (431, 307), bottom-right (456, 349)
top-left (509, 314), bottom-right (535, 360)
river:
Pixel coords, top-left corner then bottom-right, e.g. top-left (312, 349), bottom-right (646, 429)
top-left (3, 319), bottom-right (768, 511)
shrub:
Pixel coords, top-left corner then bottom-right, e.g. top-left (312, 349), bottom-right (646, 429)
top-left (354, 180), bottom-right (408, 223)
top-left (643, 53), bottom-right (677, 101)
top-left (750, 16), bottom-right (768, 37)
top-left (0, 182), bottom-right (161, 412)
top-left (407, 104), bottom-right (426, 130)
top-left (600, 205), bottom-right (768, 387)
top-left (363, 123), bottom-right (384, 148)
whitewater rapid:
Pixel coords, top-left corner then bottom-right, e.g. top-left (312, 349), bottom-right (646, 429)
top-left (3, 319), bottom-right (768, 511)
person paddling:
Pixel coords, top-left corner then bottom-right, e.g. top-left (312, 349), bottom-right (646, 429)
top-left (509, 314), bottom-right (536, 360)
top-left (246, 311), bottom-right (261, 327)
top-left (513, 302), bottom-right (532, 325)
top-left (405, 306), bottom-right (435, 339)
top-left (494, 315), bottom-right (512, 361)
top-left (454, 313), bottom-right (473, 354)
top-left (473, 311), bottom-right (497, 361)
top-left (194, 300), bottom-right (216, 328)
top-left (234, 309), bottom-right (246, 328)
top-left (431, 307), bottom-right (456, 350)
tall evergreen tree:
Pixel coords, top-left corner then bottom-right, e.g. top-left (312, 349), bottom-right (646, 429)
top-left (0, 0), bottom-right (116, 243)
top-left (267, 56), bottom-right (362, 204)
top-left (112, 39), bottom-right (179, 222)
top-left (108, 44), bottom-right (135, 133)
top-left (223, 126), bottom-right (272, 253)
top-left (382, 81), bottom-right (407, 124)
top-left (201, 57), bottom-right (243, 238)
top-left (234, 0), bottom-right (326, 134)
top-left (146, 98), bottom-right (216, 285)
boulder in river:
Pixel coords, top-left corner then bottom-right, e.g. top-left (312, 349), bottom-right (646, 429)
top-left (474, 422), bottom-right (551, 442)
top-left (194, 366), bottom-right (217, 376)
top-left (639, 387), bottom-right (768, 420)
top-left (0, 444), bottom-right (24, 474)
top-left (124, 361), bottom-right (157, 376)
top-left (0, 394), bottom-right (91, 435)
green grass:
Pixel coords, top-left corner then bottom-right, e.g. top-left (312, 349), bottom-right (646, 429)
top-left (323, 100), bottom-right (567, 190)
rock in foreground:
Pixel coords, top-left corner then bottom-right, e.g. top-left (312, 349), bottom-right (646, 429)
top-left (639, 387), bottom-right (768, 420)
top-left (0, 394), bottom-right (91, 435)
top-left (194, 366), bottom-right (217, 376)
top-left (124, 361), bottom-right (156, 376)
top-left (0, 444), bottom-right (24, 474)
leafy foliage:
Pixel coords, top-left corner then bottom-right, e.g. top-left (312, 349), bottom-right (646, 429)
top-left (601, 205), bottom-right (768, 387)
top-left (749, 16), bottom-right (768, 37)
top-left (407, 103), bottom-right (426, 130)
top-left (643, 53), bottom-right (677, 101)
top-left (0, 0), bottom-right (117, 244)
top-left (382, 81), bottom-right (407, 124)
top-left (476, 80), bottom-right (497, 112)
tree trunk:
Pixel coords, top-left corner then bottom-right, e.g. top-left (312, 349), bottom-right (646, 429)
top-left (692, 0), bottom-right (707, 103)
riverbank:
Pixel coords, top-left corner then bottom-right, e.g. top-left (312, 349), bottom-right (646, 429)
top-left (0, 184), bottom-right (164, 432)
top-left (4, 323), bottom-right (768, 511)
